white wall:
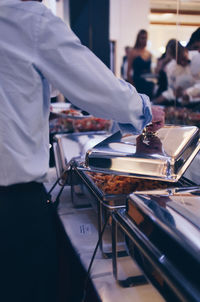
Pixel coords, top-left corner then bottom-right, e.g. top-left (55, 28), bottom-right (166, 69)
top-left (43, 0), bottom-right (69, 23)
top-left (110, 0), bottom-right (150, 77)
top-left (43, 0), bottom-right (56, 14)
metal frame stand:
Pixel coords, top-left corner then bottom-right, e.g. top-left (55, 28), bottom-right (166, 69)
top-left (98, 203), bottom-right (127, 259)
top-left (112, 215), bottom-right (148, 287)
top-left (70, 167), bottom-right (91, 209)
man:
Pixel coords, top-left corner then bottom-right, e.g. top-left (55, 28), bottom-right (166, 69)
top-left (0, 0), bottom-right (164, 301)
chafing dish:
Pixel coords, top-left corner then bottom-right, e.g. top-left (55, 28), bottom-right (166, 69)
top-left (53, 132), bottom-right (110, 209)
top-left (54, 125), bottom-right (200, 257)
top-left (112, 187), bottom-right (200, 302)
top-left (74, 125), bottom-right (200, 256)
top-left (76, 125), bottom-right (200, 210)
top-left (85, 125), bottom-right (200, 182)
top-left (53, 132), bottom-right (109, 179)
top-left (74, 164), bottom-right (194, 257)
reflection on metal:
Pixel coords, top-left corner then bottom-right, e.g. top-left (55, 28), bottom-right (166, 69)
top-left (53, 131), bottom-right (109, 174)
top-left (112, 186), bottom-right (200, 301)
top-left (85, 125), bottom-right (200, 182)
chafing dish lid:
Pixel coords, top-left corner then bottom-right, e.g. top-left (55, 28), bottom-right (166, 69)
top-left (128, 187), bottom-right (200, 253)
top-left (54, 132), bottom-right (109, 169)
top-left (85, 125), bottom-right (200, 182)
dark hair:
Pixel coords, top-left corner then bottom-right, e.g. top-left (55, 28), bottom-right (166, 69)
top-left (134, 29), bottom-right (147, 49)
top-left (165, 39), bottom-right (177, 58)
top-left (176, 44), bottom-right (190, 66)
top-left (186, 27), bottom-right (200, 49)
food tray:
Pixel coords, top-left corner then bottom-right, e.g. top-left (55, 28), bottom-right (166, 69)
top-left (74, 165), bottom-right (194, 209)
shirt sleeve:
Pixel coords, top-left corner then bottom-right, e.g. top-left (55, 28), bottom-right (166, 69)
top-left (35, 7), bottom-right (152, 133)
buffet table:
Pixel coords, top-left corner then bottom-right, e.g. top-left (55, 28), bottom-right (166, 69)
top-left (47, 181), bottom-right (164, 302)
top-left (49, 113), bottom-right (200, 301)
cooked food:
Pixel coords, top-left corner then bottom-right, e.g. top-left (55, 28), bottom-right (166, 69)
top-left (74, 117), bottom-right (111, 132)
top-left (61, 109), bottom-right (83, 116)
top-left (86, 172), bottom-right (171, 195)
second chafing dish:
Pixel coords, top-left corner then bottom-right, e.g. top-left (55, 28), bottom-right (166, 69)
top-left (112, 186), bottom-right (200, 302)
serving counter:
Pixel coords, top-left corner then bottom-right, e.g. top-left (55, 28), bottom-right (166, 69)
top-left (51, 123), bottom-right (200, 302)
top-left (51, 184), bottom-right (165, 302)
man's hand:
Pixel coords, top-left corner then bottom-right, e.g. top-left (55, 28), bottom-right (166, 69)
top-left (147, 106), bottom-right (165, 132)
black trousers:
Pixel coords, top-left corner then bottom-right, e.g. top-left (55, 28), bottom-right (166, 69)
top-left (0, 182), bottom-right (58, 302)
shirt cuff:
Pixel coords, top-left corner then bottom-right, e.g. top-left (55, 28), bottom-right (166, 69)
top-left (118, 94), bottom-right (152, 134)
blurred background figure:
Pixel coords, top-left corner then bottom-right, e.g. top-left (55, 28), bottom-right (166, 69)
top-left (127, 29), bottom-right (154, 99)
top-left (181, 51), bottom-right (200, 104)
top-left (186, 27), bottom-right (200, 52)
top-left (153, 43), bottom-right (200, 105)
top-left (120, 46), bottom-right (131, 81)
top-left (154, 39), bottom-right (177, 98)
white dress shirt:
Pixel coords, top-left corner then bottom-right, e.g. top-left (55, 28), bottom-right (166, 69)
top-left (0, 0), bottom-right (152, 185)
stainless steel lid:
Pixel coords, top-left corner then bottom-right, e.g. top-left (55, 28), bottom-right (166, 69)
top-left (85, 125), bottom-right (200, 182)
top-left (53, 132), bottom-right (109, 174)
top-left (128, 186), bottom-right (200, 253)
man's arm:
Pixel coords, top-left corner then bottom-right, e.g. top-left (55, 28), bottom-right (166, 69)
top-left (35, 7), bottom-right (152, 133)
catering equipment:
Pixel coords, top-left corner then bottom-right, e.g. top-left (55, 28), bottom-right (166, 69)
top-left (73, 165), bottom-right (195, 257)
top-left (53, 132), bottom-right (109, 178)
top-left (112, 186), bottom-right (200, 302)
top-left (54, 125), bottom-right (200, 257)
top-left (53, 132), bottom-right (110, 206)
top-left (85, 125), bottom-right (200, 182)
top-left (73, 125), bottom-right (199, 255)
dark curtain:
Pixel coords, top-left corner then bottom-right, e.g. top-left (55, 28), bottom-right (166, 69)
top-left (69, 0), bottom-right (110, 68)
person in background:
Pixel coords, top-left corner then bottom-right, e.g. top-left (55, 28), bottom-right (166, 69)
top-left (154, 39), bottom-right (178, 97)
top-left (181, 51), bottom-right (200, 104)
top-left (186, 27), bottom-right (200, 52)
top-left (120, 46), bottom-right (131, 81)
top-left (0, 1), bottom-right (164, 301)
top-left (154, 44), bottom-right (196, 105)
top-left (127, 29), bottom-right (154, 99)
